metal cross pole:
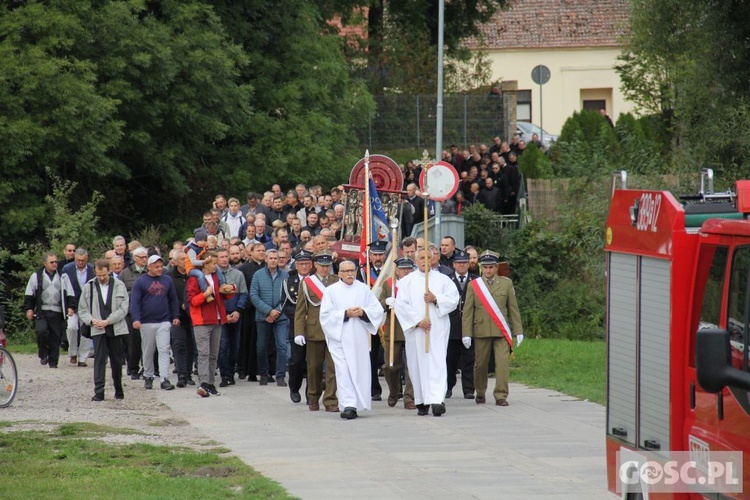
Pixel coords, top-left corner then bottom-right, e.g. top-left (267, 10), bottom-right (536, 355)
top-left (413, 149), bottom-right (436, 244)
top-left (388, 217), bottom-right (398, 367)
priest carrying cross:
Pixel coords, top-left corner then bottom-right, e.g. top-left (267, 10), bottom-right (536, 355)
top-left (394, 247), bottom-right (460, 417)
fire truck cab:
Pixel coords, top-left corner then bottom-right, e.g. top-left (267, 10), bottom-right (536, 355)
top-left (605, 170), bottom-right (750, 498)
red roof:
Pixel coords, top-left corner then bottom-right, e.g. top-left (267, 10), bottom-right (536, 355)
top-left (471, 0), bottom-right (630, 50)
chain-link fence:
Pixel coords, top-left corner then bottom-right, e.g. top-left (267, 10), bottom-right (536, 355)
top-left (355, 94), bottom-right (512, 151)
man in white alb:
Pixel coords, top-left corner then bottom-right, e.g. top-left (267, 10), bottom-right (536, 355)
top-left (394, 248), bottom-right (459, 416)
top-left (320, 260), bottom-right (384, 420)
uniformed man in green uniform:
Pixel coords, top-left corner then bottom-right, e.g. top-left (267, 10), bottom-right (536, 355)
top-left (461, 250), bottom-right (524, 406)
top-left (380, 257), bottom-right (416, 410)
top-left (293, 251), bottom-right (340, 412)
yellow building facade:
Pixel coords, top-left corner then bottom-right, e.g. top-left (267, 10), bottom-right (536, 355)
top-left (474, 0), bottom-right (634, 136)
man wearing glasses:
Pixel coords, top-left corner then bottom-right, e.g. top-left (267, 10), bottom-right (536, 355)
top-left (24, 252), bottom-right (76, 368)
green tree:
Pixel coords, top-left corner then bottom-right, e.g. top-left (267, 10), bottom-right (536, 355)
top-left (518, 142), bottom-right (551, 179)
top-left (0, 0), bottom-right (372, 248)
top-left (0, 0), bottom-right (252, 244)
top-left (551, 111), bottom-right (618, 178)
top-left (616, 0), bottom-right (750, 179)
top-left (314, 0), bottom-right (508, 93)
top-left (210, 0), bottom-right (375, 189)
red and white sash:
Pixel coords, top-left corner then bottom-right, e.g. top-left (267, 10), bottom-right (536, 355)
top-left (303, 275), bottom-right (326, 301)
top-left (385, 277), bottom-right (398, 296)
top-left (470, 278), bottom-right (513, 347)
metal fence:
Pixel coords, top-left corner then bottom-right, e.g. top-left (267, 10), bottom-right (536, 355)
top-left (356, 94), bottom-right (511, 151)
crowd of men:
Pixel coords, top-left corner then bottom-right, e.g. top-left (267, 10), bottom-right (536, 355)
top-left (403, 135), bottom-right (536, 216)
top-left (24, 173), bottom-right (525, 416)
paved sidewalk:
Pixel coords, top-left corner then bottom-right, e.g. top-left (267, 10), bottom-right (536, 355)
top-left (155, 381), bottom-right (614, 499)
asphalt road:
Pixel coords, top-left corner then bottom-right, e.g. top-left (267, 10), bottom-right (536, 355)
top-left (155, 379), bottom-right (614, 500)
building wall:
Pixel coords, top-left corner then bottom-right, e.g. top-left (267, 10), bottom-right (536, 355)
top-left (486, 47), bottom-right (636, 136)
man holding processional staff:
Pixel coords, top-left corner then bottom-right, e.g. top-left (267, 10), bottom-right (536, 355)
top-left (394, 247), bottom-right (459, 417)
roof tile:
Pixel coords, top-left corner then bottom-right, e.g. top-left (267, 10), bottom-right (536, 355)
top-left (471, 0), bottom-right (630, 50)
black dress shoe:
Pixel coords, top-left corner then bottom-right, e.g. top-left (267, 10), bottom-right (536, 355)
top-left (417, 404), bottom-right (430, 416)
top-left (464, 393), bottom-right (474, 399)
top-left (445, 389), bottom-right (452, 399)
top-left (432, 403), bottom-right (446, 417)
top-left (114, 392), bottom-right (124, 400)
top-left (290, 390), bottom-right (301, 403)
top-left (219, 378), bottom-right (230, 388)
top-left (341, 407), bottom-right (358, 420)
top-left (91, 394), bottom-right (104, 402)
top-left (371, 394), bottom-right (382, 401)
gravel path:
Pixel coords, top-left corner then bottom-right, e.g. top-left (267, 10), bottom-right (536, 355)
top-left (1, 352), bottom-right (215, 450)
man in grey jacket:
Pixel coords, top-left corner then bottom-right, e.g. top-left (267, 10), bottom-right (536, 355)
top-left (78, 259), bottom-right (130, 401)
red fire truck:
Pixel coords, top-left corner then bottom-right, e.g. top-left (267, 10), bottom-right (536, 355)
top-left (605, 170), bottom-right (750, 498)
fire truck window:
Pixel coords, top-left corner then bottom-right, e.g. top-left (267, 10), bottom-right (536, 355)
top-left (727, 246), bottom-right (750, 365)
top-left (699, 246), bottom-right (728, 330)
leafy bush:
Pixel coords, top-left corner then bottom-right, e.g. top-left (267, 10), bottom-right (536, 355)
top-left (550, 110), bottom-right (620, 179)
top-left (1, 171), bottom-right (106, 343)
top-left (518, 142), bottom-right (552, 179)
top-left (462, 203), bottom-right (509, 252)
top-left (488, 177), bottom-right (608, 340)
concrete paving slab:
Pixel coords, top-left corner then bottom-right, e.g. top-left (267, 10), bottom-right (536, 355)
top-left (155, 380), bottom-right (615, 499)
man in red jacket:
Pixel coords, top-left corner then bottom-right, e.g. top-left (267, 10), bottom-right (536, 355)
top-left (187, 252), bottom-right (235, 397)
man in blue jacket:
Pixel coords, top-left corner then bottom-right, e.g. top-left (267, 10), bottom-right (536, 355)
top-left (216, 248), bottom-right (248, 387)
top-left (250, 249), bottom-right (289, 386)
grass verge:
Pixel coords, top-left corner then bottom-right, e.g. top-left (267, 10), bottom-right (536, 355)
top-left (510, 338), bottom-right (605, 405)
top-left (0, 425), bottom-right (295, 499)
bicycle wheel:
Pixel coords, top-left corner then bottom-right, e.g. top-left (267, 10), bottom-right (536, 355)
top-left (0, 346), bottom-right (18, 408)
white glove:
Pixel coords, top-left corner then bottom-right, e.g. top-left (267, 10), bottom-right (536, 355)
top-left (462, 337), bottom-right (472, 349)
top-left (294, 335), bottom-right (307, 346)
top-left (516, 334), bottom-right (524, 347)
top-left (385, 297), bottom-right (396, 307)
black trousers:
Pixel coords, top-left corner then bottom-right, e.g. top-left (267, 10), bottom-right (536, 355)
top-left (238, 311), bottom-right (259, 378)
top-left (171, 321), bottom-right (195, 378)
top-left (93, 334), bottom-right (124, 397)
top-left (125, 314), bottom-right (142, 375)
top-left (288, 343), bottom-right (307, 394)
top-left (446, 339), bottom-right (475, 396)
top-left (370, 335), bottom-right (382, 397)
top-left (36, 310), bottom-right (64, 367)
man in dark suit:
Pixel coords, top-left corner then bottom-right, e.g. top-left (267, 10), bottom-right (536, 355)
top-left (406, 183), bottom-right (424, 221)
top-left (446, 250), bottom-right (478, 399)
top-left (62, 247), bottom-right (95, 366)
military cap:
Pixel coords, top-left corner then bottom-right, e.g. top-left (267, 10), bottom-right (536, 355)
top-left (313, 251), bottom-right (334, 266)
top-left (478, 250), bottom-right (500, 265)
top-left (295, 250), bottom-right (313, 262)
top-left (453, 250), bottom-right (469, 263)
top-left (395, 257), bottom-right (415, 269)
top-left (368, 240), bottom-right (388, 254)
